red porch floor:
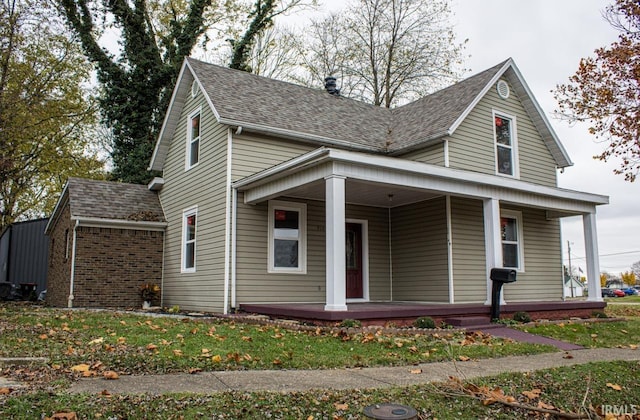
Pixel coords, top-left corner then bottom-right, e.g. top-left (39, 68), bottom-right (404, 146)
top-left (238, 300), bottom-right (606, 325)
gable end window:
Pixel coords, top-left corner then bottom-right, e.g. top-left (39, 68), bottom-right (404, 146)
top-left (186, 109), bottom-right (201, 169)
top-left (493, 112), bottom-right (518, 177)
top-left (268, 201), bottom-right (307, 274)
top-left (501, 210), bottom-right (524, 271)
top-left (182, 207), bottom-right (197, 272)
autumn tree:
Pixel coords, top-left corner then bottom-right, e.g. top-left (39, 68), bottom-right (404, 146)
top-left (621, 271), bottom-right (636, 285)
top-left (293, 0), bottom-right (465, 107)
top-left (0, 0), bottom-right (104, 231)
top-left (632, 260), bottom-right (640, 283)
top-left (555, 0), bottom-right (640, 182)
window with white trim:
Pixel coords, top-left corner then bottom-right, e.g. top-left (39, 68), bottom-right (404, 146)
top-left (182, 207), bottom-right (197, 272)
top-left (501, 210), bottom-right (524, 271)
top-left (186, 109), bottom-right (200, 169)
top-left (493, 112), bottom-right (518, 177)
top-left (268, 201), bottom-right (306, 273)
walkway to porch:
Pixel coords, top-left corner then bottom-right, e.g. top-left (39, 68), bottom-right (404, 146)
top-left (238, 300), bottom-right (606, 326)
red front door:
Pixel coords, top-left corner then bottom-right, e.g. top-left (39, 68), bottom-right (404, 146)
top-left (345, 223), bottom-right (363, 299)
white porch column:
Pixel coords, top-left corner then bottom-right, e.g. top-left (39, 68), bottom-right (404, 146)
top-left (325, 175), bottom-right (348, 311)
top-left (583, 212), bottom-right (603, 302)
top-left (483, 198), bottom-right (503, 305)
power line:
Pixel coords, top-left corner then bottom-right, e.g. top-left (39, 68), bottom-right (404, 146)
top-left (565, 250), bottom-right (640, 261)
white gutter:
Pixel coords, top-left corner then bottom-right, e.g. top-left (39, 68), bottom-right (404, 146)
top-left (68, 220), bottom-right (79, 308)
top-left (71, 217), bottom-right (167, 231)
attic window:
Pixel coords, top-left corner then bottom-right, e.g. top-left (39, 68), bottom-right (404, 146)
top-left (496, 80), bottom-right (510, 99)
top-left (191, 80), bottom-right (199, 98)
top-left (493, 111), bottom-right (519, 177)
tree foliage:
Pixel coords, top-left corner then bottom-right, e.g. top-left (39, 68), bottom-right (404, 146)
top-left (0, 0), bottom-right (103, 231)
top-left (555, 0), bottom-right (640, 182)
top-left (630, 260), bottom-right (640, 283)
top-left (621, 270), bottom-right (636, 285)
top-left (57, 0), bottom-right (216, 184)
top-left (292, 0), bottom-right (465, 107)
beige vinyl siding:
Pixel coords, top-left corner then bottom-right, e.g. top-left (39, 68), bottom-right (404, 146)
top-left (448, 80), bottom-right (558, 187)
top-left (503, 206), bottom-right (563, 301)
top-left (232, 133), bottom-right (315, 180)
top-left (234, 197), bottom-right (391, 305)
top-left (390, 197), bottom-right (449, 302)
top-left (450, 197), bottom-right (487, 303)
top-left (397, 142), bottom-right (445, 166)
top-left (159, 90), bottom-right (229, 312)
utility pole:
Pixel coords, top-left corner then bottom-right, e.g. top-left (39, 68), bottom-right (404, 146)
top-left (567, 241), bottom-right (574, 298)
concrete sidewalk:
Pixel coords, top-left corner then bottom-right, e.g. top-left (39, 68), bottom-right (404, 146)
top-left (68, 348), bottom-right (640, 395)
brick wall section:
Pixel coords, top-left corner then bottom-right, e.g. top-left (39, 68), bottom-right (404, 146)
top-left (46, 203), bottom-right (74, 307)
top-left (72, 227), bottom-right (163, 308)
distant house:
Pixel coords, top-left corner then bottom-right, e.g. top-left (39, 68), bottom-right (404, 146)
top-left (0, 218), bottom-right (49, 298)
top-left (564, 277), bottom-right (585, 298)
top-left (47, 57), bottom-right (608, 321)
top-left (45, 178), bottom-right (166, 308)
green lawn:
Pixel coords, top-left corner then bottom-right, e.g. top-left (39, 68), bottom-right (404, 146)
top-left (0, 304), bottom-right (552, 375)
top-left (2, 361), bottom-right (638, 419)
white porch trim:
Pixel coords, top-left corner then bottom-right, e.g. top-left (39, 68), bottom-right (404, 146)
top-left (483, 198), bottom-right (503, 305)
top-left (583, 212), bottom-right (603, 302)
top-left (325, 175), bottom-right (347, 311)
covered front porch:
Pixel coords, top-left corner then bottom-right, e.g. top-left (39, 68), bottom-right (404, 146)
top-left (239, 300), bottom-right (607, 326)
top-left (231, 148), bottom-right (609, 314)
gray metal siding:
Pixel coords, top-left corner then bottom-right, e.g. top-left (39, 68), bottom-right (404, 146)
top-left (390, 197), bottom-right (449, 302)
top-left (503, 206), bottom-right (563, 301)
top-left (450, 197), bottom-right (487, 303)
top-left (1, 219), bottom-right (49, 293)
top-left (448, 81), bottom-right (558, 187)
top-left (159, 91), bottom-right (229, 312)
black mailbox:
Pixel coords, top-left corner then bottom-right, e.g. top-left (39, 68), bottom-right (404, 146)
top-left (489, 268), bottom-right (517, 321)
top-left (490, 268), bottom-right (517, 283)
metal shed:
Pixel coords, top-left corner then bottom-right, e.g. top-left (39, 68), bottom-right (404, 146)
top-left (0, 218), bottom-right (49, 297)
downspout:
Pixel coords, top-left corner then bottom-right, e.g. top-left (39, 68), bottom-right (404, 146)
top-left (444, 139), bottom-right (450, 167)
top-left (231, 187), bottom-right (238, 309)
top-left (68, 220), bottom-right (79, 308)
top-left (223, 128), bottom-right (234, 314)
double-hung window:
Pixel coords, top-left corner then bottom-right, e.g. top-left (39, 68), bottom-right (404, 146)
top-left (268, 201), bottom-right (306, 273)
top-left (187, 109), bottom-right (201, 169)
top-left (493, 112), bottom-right (518, 177)
top-left (182, 207), bottom-right (197, 272)
top-left (500, 210), bottom-right (524, 271)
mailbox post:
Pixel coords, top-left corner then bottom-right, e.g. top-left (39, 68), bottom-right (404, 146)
top-left (489, 268), bottom-right (517, 321)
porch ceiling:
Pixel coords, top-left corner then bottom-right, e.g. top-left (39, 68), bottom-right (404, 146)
top-left (285, 179), bottom-right (442, 208)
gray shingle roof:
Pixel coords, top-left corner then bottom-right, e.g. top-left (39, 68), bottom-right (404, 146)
top-left (67, 178), bottom-right (165, 222)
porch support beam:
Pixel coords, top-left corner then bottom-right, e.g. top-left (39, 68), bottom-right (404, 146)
top-left (483, 198), bottom-right (503, 305)
top-left (583, 212), bottom-right (603, 302)
top-left (325, 175), bottom-right (348, 311)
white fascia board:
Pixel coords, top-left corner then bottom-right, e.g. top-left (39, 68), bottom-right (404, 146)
top-left (45, 182), bottom-right (70, 234)
top-left (448, 59), bottom-right (513, 137)
top-left (238, 147), bottom-right (608, 209)
top-left (219, 117), bottom-right (382, 154)
top-left (72, 216), bottom-right (167, 231)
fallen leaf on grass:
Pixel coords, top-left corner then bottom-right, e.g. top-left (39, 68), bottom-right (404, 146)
top-left (410, 368), bottom-right (422, 374)
top-left (334, 403), bottom-right (348, 410)
top-left (629, 344), bottom-right (638, 350)
top-left (45, 412), bottom-right (77, 420)
top-left (0, 387), bottom-right (12, 395)
top-left (188, 368), bottom-right (202, 374)
top-left (103, 371), bottom-right (119, 380)
top-left (88, 337), bottom-right (104, 345)
top-left (71, 364), bottom-right (90, 373)
top-left (522, 388), bottom-right (542, 400)
top-left (38, 334), bottom-right (48, 340)
top-left (606, 383), bottom-right (622, 391)
top-left (146, 344), bottom-right (158, 351)
top-left (537, 401), bottom-right (556, 410)
top-left (458, 355), bottom-right (470, 362)
top-left (211, 355), bottom-right (222, 363)
top-left (272, 359), bottom-right (282, 365)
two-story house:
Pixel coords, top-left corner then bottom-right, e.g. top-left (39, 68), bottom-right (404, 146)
top-left (46, 57), bottom-right (607, 322)
top-left (146, 57), bottom-right (607, 321)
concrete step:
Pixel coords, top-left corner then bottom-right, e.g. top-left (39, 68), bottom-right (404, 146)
top-left (444, 316), bottom-right (491, 327)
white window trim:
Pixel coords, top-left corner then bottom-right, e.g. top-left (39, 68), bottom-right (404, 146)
top-left (191, 80), bottom-right (199, 98)
top-left (268, 200), bottom-right (307, 274)
top-left (181, 206), bottom-right (198, 273)
top-left (186, 107), bottom-right (201, 171)
top-left (492, 110), bottom-right (520, 179)
top-left (501, 209), bottom-right (525, 272)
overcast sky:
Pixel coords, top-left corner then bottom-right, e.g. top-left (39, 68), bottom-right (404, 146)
top-left (297, 0), bottom-right (638, 276)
